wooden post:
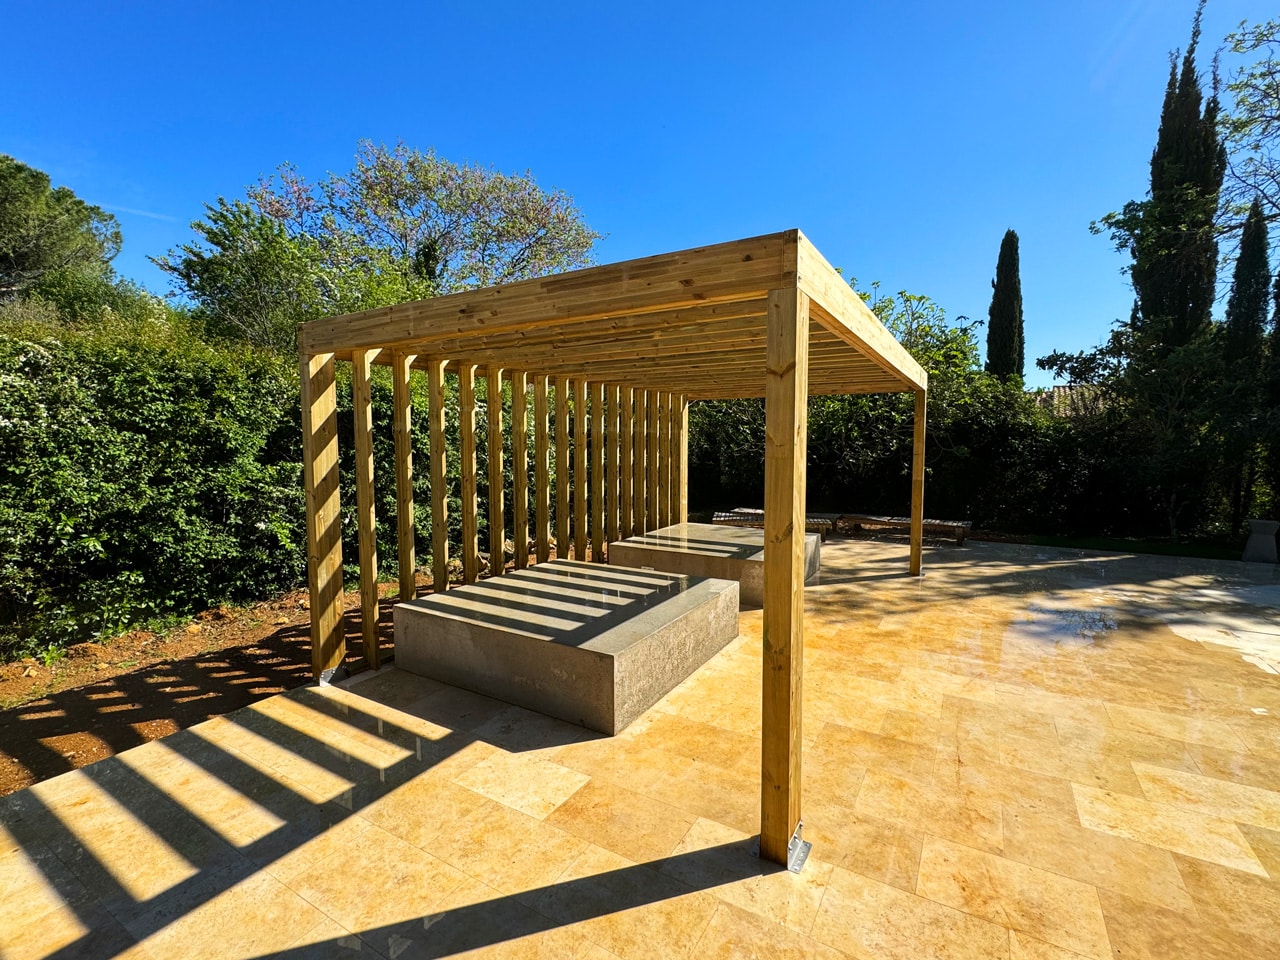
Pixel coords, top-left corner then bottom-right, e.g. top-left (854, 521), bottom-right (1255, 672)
top-left (512, 371), bottom-right (529, 570)
top-left (647, 390), bottom-right (660, 532)
top-left (392, 352), bottom-right (417, 602)
top-left (535, 374), bottom-right (551, 563)
top-left (428, 359), bottom-right (449, 592)
top-left (352, 349), bottom-right (381, 669)
top-left (487, 368), bottom-right (505, 578)
top-left (634, 390), bottom-right (648, 533)
top-left (555, 377), bottom-right (570, 559)
top-left (620, 386), bottom-right (634, 538)
top-left (910, 389), bottom-right (927, 576)
top-left (658, 391), bottom-right (671, 529)
top-left (460, 364), bottom-right (480, 584)
top-left (676, 395), bottom-right (689, 523)
top-left (573, 379), bottom-right (588, 560)
top-left (607, 384), bottom-right (620, 548)
top-left (760, 286), bottom-right (810, 866)
top-left (591, 382), bottom-right (606, 562)
top-left (299, 350), bottom-right (346, 683)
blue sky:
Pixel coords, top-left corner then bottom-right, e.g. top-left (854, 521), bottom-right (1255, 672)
top-left (3, 0), bottom-right (1273, 386)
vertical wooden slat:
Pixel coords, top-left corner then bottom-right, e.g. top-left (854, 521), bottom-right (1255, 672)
top-left (647, 390), bottom-right (660, 532)
top-left (487, 367), bottom-right (505, 578)
top-left (392, 352), bottom-right (417, 602)
top-left (299, 351), bottom-right (345, 682)
top-left (460, 364), bottom-right (480, 584)
top-left (634, 390), bottom-right (648, 533)
top-left (555, 376), bottom-right (570, 559)
top-left (607, 384), bottom-right (620, 548)
top-left (535, 374), bottom-right (551, 563)
top-left (658, 391), bottom-right (671, 529)
top-left (591, 382), bottom-right (606, 562)
top-left (352, 348), bottom-right (380, 669)
top-left (428, 359), bottom-right (449, 592)
top-left (676, 395), bottom-right (689, 523)
top-left (760, 286), bottom-right (810, 867)
top-left (573, 379), bottom-right (588, 560)
top-left (910, 389), bottom-right (927, 576)
top-left (512, 371), bottom-right (529, 570)
top-left (620, 386), bottom-right (634, 538)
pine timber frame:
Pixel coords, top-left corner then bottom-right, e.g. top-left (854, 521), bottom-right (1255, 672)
top-left (297, 229), bottom-right (928, 867)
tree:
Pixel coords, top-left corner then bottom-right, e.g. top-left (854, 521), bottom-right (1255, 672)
top-left (0, 156), bottom-right (120, 300)
top-left (158, 141), bottom-right (601, 349)
top-left (1267, 276), bottom-right (1280, 516)
top-left (1219, 198), bottom-right (1271, 531)
top-left (985, 229), bottom-right (1023, 378)
top-left (1221, 18), bottom-right (1280, 231)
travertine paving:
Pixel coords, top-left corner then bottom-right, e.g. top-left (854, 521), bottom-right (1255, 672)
top-left (2, 538), bottom-right (1278, 959)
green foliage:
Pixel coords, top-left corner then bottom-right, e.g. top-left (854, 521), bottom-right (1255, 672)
top-left (1221, 17), bottom-right (1280, 230)
top-left (0, 155), bottom-right (121, 301)
top-left (156, 141), bottom-right (602, 350)
top-left (985, 229), bottom-right (1024, 379)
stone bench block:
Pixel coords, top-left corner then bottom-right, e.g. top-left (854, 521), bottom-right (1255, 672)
top-left (393, 560), bottom-right (739, 735)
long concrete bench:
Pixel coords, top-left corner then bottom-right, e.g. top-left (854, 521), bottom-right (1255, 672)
top-left (393, 560), bottom-right (738, 735)
top-left (839, 513), bottom-right (971, 544)
top-left (609, 522), bottom-right (821, 607)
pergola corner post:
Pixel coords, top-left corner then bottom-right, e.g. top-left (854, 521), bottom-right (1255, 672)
top-left (760, 286), bottom-right (810, 868)
top-left (352, 348), bottom-right (381, 669)
top-left (392, 352), bottom-right (418, 603)
top-left (909, 388), bottom-right (927, 576)
top-left (299, 348), bottom-right (347, 683)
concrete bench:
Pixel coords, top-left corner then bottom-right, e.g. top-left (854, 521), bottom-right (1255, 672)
top-left (393, 560), bottom-right (738, 735)
top-left (711, 509), bottom-right (842, 540)
top-left (839, 513), bottom-right (971, 545)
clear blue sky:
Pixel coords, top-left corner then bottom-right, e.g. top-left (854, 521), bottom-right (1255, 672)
top-left (3, 0), bottom-right (1272, 386)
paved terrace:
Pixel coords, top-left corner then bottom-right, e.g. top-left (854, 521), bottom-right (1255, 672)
top-left (2, 539), bottom-right (1279, 959)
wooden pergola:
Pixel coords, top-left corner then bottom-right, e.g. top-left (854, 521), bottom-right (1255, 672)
top-left (297, 228), bottom-right (928, 867)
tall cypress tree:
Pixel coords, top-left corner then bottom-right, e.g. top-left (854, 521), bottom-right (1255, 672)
top-left (985, 229), bottom-right (1024, 378)
top-left (1267, 276), bottom-right (1280, 517)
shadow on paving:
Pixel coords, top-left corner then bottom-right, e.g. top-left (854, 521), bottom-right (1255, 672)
top-left (0, 675), bottom-right (773, 958)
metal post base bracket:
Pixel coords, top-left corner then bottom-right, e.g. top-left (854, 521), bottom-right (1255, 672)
top-left (787, 821), bottom-right (812, 874)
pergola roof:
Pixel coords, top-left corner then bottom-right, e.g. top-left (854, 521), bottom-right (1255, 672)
top-left (299, 229), bottom-right (927, 399)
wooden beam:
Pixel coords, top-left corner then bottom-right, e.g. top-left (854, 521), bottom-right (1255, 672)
top-left (910, 389), bottom-right (927, 576)
top-left (676, 395), bottom-right (689, 523)
top-left (299, 232), bottom-right (794, 354)
top-left (573, 379), bottom-right (588, 560)
top-left (299, 351), bottom-right (345, 682)
top-left (607, 384), bottom-right (620, 548)
top-left (534, 374), bottom-right (551, 563)
top-left (760, 286), bottom-right (810, 866)
top-left (487, 368), bottom-right (506, 577)
top-left (351, 348), bottom-right (381, 669)
top-left (658, 391), bottom-right (671, 528)
top-left (555, 377), bottom-right (570, 559)
top-left (620, 386), bottom-right (634, 538)
top-left (512, 371), bottom-right (529, 570)
top-left (392, 352), bottom-right (417, 603)
top-left (427, 359), bottom-right (448, 592)
top-left (647, 390), bottom-right (660, 532)
top-left (460, 364), bottom-right (480, 584)
top-left (634, 390), bottom-right (647, 533)
top-left (591, 382), bottom-right (606, 561)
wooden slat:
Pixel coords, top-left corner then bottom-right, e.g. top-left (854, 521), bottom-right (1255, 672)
top-left (427, 359), bottom-right (449, 592)
top-left (760, 286), bottom-right (810, 866)
top-left (910, 389), bottom-right (927, 576)
top-left (591, 382), bottom-right (606, 561)
top-left (392, 352), bottom-right (417, 602)
top-left (607, 384), bottom-right (620, 548)
top-left (658, 391), bottom-right (671, 528)
top-left (676, 395), bottom-right (689, 523)
top-left (620, 386), bottom-right (634, 538)
top-left (299, 351), bottom-right (345, 682)
top-left (512, 371), bottom-right (529, 570)
top-left (459, 364), bottom-right (480, 584)
top-left (555, 377), bottom-right (570, 559)
top-left (487, 368), bottom-right (505, 577)
top-left (534, 375), bottom-right (551, 563)
top-left (351, 348), bottom-right (380, 669)
top-left (647, 390), bottom-right (660, 531)
top-left (573, 379), bottom-right (588, 560)
top-left (300, 232), bottom-right (794, 354)
top-left (634, 390), bottom-right (647, 533)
